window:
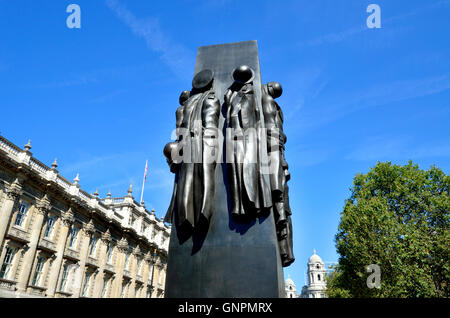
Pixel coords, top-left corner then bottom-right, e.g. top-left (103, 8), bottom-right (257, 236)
top-left (158, 268), bottom-right (163, 285)
top-left (44, 215), bottom-right (56, 238)
top-left (31, 257), bottom-right (45, 286)
top-left (135, 285), bottom-right (140, 298)
top-left (81, 272), bottom-right (92, 297)
top-left (316, 264), bottom-right (320, 269)
top-left (69, 226), bottom-right (79, 248)
top-left (317, 274), bottom-right (321, 281)
top-left (121, 281), bottom-right (128, 298)
top-left (149, 263), bottom-right (155, 280)
top-left (106, 244), bottom-right (114, 264)
top-left (146, 289), bottom-right (151, 298)
top-left (124, 253), bottom-right (130, 270)
top-left (137, 258), bottom-right (142, 274)
top-left (89, 236), bottom-right (97, 257)
top-left (59, 264), bottom-right (69, 292)
top-left (101, 277), bottom-right (109, 298)
top-left (0, 246), bottom-right (17, 279)
top-left (129, 214), bottom-right (135, 226)
top-left (14, 202), bottom-right (29, 227)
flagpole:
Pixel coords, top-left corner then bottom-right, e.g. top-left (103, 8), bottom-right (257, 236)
top-left (140, 160), bottom-right (148, 204)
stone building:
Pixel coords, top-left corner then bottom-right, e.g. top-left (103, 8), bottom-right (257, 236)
top-left (300, 250), bottom-right (327, 298)
top-left (284, 276), bottom-right (299, 298)
top-left (0, 135), bottom-right (170, 298)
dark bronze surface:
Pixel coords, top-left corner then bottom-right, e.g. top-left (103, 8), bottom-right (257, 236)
top-left (262, 81), bottom-right (295, 267)
top-left (225, 65), bottom-right (272, 219)
top-left (164, 41), bottom-right (292, 298)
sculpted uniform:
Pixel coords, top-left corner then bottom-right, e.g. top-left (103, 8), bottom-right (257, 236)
top-left (262, 82), bottom-right (287, 228)
top-left (225, 65), bottom-right (272, 218)
top-left (164, 90), bottom-right (190, 223)
top-left (262, 81), bottom-right (294, 266)
top-left (164, 70), bottom-right (220, 235)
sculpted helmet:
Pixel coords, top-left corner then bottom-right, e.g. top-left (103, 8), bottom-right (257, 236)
top-left (266, 82), bottom-right (282, 99)
top-left (179, 90), bottom-right (191, 105)
top-left (232, 65), bottom-right (254, 84)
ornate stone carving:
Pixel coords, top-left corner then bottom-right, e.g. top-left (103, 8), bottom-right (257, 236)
top-left (133, 244), bottom-right (142, 257)
top-left (8, 226), bottom-right (30, 243)
top-left (0, 278), bottom-right (17, 291)
top-left (144, 251), bottom-right (154, 263)
top-left (6, 178), bottom-right (23, 201)
top-left (82, 218), bottom-right (95, 236)
top-left (61, 207), bottom-right (75, 227)
top-left (36, 194), bottom-right (51, 215)
top-left (101, 227), bottom-right (112, 243)
top-left (117, 237), bottom-right (129, 253)
top-left (104, 263), bottom-right (115, 274)
top-left (38, 238), bottom-right (57, 254)
top-left (64, 248), bottom-right (80, 261)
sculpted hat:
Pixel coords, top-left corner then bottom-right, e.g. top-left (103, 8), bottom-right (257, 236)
top-left (192, 69), bottom-right (214, 90)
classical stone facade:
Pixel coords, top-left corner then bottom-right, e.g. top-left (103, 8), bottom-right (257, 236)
top-left (0, 135), bottom-right (170, 298)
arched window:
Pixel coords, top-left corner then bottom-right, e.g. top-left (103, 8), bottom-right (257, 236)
top-left (317, 274), bottom-right (321, 281)
top-left (316, 264), bottom-right (320, 269)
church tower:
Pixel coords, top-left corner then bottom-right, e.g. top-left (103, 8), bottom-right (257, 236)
top-left (284, 276), bottom-right (298, 298)
top-left (301, 250), bottom-right (327, 298)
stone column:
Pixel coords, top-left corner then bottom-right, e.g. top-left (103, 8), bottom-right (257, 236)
top-left (129, 245), bottom-right (142, 297)
top-left (142, 250), bottom-right (153, 298)
top-left (71, 218), bottom-right (94, 297)
top-left (46, 207), bottom-right (74, 297)
top-left (155, 260), bottom-right (163, 298)
top-left (147, 253), bottom-right (157, 298)
top-left (0, 178), bottom-right (23, 250)
top-left (16, 194), bottom-right (50, 292)
top-left (161, 262), bottom-right (167, 297)
top-left (111, 237), bottom-right (128, 297)
top-left (92, 228), bottom-right (111, 297)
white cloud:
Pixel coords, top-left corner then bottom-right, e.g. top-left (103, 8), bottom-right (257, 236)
top-left (105, 0), bottom-right (195, 80)
top-left (297, 74), bottom-right (450, 135)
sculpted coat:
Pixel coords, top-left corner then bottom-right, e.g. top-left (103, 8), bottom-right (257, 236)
top-left (164, 70), bottom-right (220, 235)
top-left (262, 81), bottom-right (295, 267)
top-left (225, 66), bottom-right (272, 218)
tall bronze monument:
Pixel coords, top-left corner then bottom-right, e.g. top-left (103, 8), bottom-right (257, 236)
top-left (164, 41), bottom-right (294, 297)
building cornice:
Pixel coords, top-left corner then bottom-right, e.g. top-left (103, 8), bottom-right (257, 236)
top-left (0, 135), bottom-right (170, 254)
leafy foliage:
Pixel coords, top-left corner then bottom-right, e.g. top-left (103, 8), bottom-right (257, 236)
top-left (328, 161), bottom-right (449, 297)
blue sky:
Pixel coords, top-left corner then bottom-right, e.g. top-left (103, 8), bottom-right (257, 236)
top-left (1, 0), bottom-right (449, 288)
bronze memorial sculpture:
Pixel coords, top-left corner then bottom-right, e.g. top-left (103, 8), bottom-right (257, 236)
top-left (224, 65), bottom-right (272, 219)
top-left (163, 41), bottom-right (294, 297)
top-left (164, 70), bottom-right (220, 240)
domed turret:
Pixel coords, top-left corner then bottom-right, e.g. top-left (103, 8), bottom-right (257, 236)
top-left (308, 249), bottom-right (323, 264)
top-left (301, 250), bottom-right (328, 298)
top-left (284, 276), bottom-right (297, 298)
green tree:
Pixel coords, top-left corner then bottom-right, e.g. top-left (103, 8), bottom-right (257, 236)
top-left (329, 161), bottom-right (449, 297)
